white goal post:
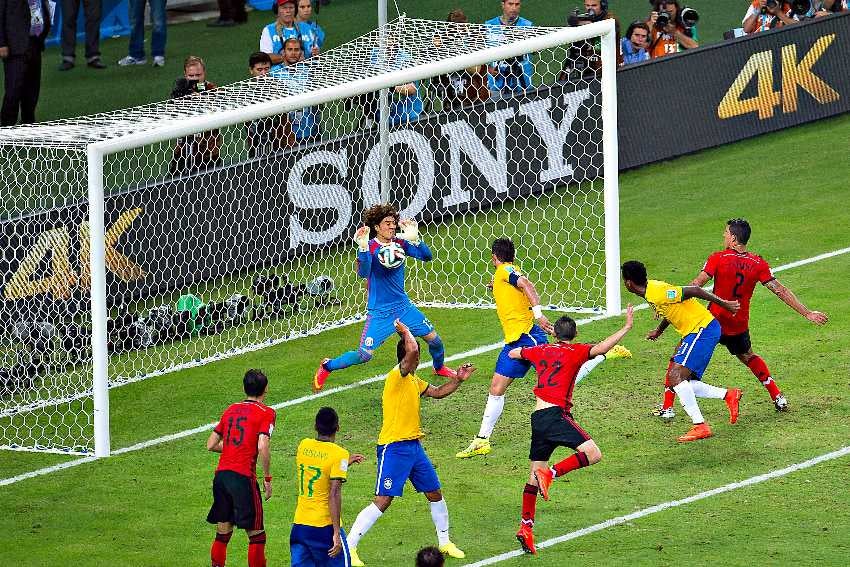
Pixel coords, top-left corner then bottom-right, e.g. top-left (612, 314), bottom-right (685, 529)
top-left (0, 17), bottom-right (619, 457)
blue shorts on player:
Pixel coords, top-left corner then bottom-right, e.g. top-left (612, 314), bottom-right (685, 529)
top-left (672, 318), bottom-right (721, 379)
top-left (374, 440), bottom-right (440, 497)
top-left (290, 524), bottom-right (351, 567)
top-left (359, 304), bottom-right (433, 352)
top-left (494, 324), bottom-right (549, 379)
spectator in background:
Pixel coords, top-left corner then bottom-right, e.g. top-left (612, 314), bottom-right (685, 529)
top-left (295, 0), bottom-right (325, 57)
top-left (118, 0), bottom-right (167, 67)
top-left (1, 0), bottom-right (51, 125)
top-left (416, 546), bottom-right (445, 567)
top-left (562, 0), bottom-right (622, 80)
top-left (261, 0), bottom-right (313, 75)
top-left (209, 0), bottom-right (246, 27)
top-left (246, 52), bottom-right (295, 157)
top-left (60, 0), bottom-right (106, 70)
top-left (823, 0), bottom-right (849, 12)
top-left (169, 56), bottom-right (222, 174)
top-left (620, 21), bottom-right (650, 66)
top-left (435, 9), bottom-right (490, 110)
top-left (646, 0), bottom-right (698, 59)
top-left (742, 0), bottom-right (797, 33)
top-left (271, 38), bottom-right (320, 143)
top-left (485, 0), bottom-right (534, 98)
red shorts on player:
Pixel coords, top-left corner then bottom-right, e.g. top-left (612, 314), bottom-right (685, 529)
top-left (207, 470), bottom-right (264, 531)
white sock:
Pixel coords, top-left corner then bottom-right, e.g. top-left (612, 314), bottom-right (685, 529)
top-left (690, 380), bottom-right (727, 399)
top-left (477, 394), bottom-right (505, 438)
top-left (429, 498), bottom-right (451, 546)
top-left (576, 355), bottom-right (606, 384)
top-left (346, 503), bottom-right (383, 549)
top-left (673, 381), bottom-right (705, 424)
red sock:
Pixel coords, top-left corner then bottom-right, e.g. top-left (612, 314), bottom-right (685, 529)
top-left (552, 451), bottom-right (590, 478)
top-left (662, 361), bottom-right (676, 409)
top-left (248, 532), bottom-right (266, 567)
top-left (211, 531), bottom-right (232, 567)
top-left (521, 483), bottom-right (538, 526)
top-left (746, 355), bottom-right (780, 400)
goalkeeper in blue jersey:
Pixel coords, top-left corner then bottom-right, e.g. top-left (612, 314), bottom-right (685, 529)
top-left (313, 204), bottom-right (457, 392)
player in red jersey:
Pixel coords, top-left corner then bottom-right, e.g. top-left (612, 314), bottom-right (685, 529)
top-left (206, 369), bottom-right (277, 567)
top-left (655, 219), bottom-right (829, 416)
top-left (509, 305), bottom-right (634, 555)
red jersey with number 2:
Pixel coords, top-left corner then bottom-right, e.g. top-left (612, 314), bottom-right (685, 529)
top-left (214, 400), bottom-right (276, 478)
top-left (521, 342), bottom-right (592, 413)
top-left (702, 249), bottom-right (774, 336)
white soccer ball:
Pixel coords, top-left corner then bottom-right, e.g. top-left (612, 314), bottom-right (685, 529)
top-left (377, 242), bottom-right (406, 269)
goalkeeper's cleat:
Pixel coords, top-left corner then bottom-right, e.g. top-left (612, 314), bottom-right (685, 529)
top-left (652, 406), bottom-right (675, 420)
top-left (456, 437), bottom-right (491, 458)
top-left (516, 523), bottom-right (537, 555)
top-left (773, 394), bottom-right (789, 412)
top-left (606, 344), bottom-right (632, 360)
top-left (677, 422), bottom-right (712, 443)
top-left (534, 467), bottom-right (554, 501)
top-left (313, 359), bottom-right (331, 393)
top-left (725, 388), bottom-right (743, 424)
top-left (433, 365), bottom-right (457, 379)
top-left (349, 547), bottom-right (365, 567)
top-left (438, 541), bottom-right (465, 559)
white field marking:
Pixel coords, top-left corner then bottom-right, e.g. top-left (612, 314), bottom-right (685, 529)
top-left (464, 445), bottom-right (850, 566)
top-left (1, 246), bottom-right (848, 487)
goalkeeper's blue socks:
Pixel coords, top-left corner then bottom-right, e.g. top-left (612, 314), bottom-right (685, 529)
top-left (325, 348), bottom-right (372, 371)
top-left (426, 335), bottom-right (445, 369)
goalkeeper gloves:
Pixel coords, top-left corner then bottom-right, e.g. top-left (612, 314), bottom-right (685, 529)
top-left (397, 219), bottom-right (420, 245)
top-left (353, 226), bottom-right (370, 252)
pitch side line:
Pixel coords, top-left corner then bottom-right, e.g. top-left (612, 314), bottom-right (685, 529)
top-left (464, 445), bottom-right (850, 566)
top-left (1, 246), bottom-right (847, 487)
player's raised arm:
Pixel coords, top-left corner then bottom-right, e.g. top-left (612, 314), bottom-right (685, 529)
top-left (764, 279), bottom-right (829, 325)
top-left (682, 286), bottom-right (740, 314)
top-left (354, 226), bottom-right (371, 278)
top-left (397, 219), bottom-right (433, 261)
top-left (515, 276), bottom-right (555, 335)
top-left (394, 319), bottom-right (420, 376)
top-left (590, 305), bottom-right (634, 357)
top-left (258, 434), bottom-right (272, 500)
top-left (424, 363), bottom-right (476, 399)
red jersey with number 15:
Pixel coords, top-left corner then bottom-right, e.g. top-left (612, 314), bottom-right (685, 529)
top-left (702, 249), bottom-right (774, 335)
top-left (214, 400), bottom-right (276, 478)
top-left (521, 342), bottom-right (592, 413)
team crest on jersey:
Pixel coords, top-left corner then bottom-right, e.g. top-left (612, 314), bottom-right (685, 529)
top-left (666, 289), bottom-right (677, 300)
top-left (340, 459), bottom-right (349, 472)
top-left (383, 477), bottom-right (393, 490)
top-left (364, 337), bottom-right (374, 347)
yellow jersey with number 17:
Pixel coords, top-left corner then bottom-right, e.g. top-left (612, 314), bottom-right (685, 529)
top-left (644, 280), bottom-right (715, 337)
top-left (292, 438), bottom-right (350, 527)
top-left (493, 263), bottom-right (533, 343)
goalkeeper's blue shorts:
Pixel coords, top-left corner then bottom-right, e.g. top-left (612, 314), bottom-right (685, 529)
top-left (358, 305), bottom-right (433, 351)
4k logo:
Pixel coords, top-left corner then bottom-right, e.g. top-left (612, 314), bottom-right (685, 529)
top-left (3, 208), bottom-right (146, 301)
top-left (717, 34), bottom-right (839, 120)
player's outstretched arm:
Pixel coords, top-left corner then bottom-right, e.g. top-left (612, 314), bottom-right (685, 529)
top-left (206, 431), bottom-right (223, 453)
top-left (683, 286), bottom-right (740, 314)
top-left (590, 304), bottom-right (634, 357)
top-left (765, 279), bottom-right (829, 324)
top-left (516, 276), bottom-right (555, 335)
top-left (258, 435), bottom-right (272, 500)
top-left (328, 479), bottom-right (344, 558)
top-left (395, 319), bottom-right (420, 376)
top-left (424, 363), bottom-right (476, 399)
top-left (354, 226), bottom-right (371, 278)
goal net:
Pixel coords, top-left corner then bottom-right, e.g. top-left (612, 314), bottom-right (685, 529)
top-left (0, 16), bottom-right (619, 455)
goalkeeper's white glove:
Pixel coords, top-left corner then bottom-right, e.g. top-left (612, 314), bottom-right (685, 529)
top-left (397, 219), bottom-right (420, 246)
top-left (353, 226), bottom-right (370, 252)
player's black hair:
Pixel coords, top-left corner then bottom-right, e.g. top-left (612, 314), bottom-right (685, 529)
top-left (554, 316), bottom-right (578, 341)
top-left (727, 218), bottom-right (751, 245)
top-left (315, 407), bottom-right (339, 436)
top-left (621, 260), bottom-right (648, 286)
top-left (364, 204), bottom-right (400, 238)
top-left (416, 546), bottom-right (445, 567)
top-left (492, 238), bottom-right (516, 262)
top-left (248, 51), bottom-right (272, 69)
top-left (244, 369), bottom-right (268, 397)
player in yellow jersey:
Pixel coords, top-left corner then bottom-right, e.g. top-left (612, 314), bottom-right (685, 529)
top-left (457, 238), bottom-right (631, 458)
top-left (621, 261), bottom-right (744, 442)
top-left (291, 407), bottom-right (364, 567)
top-left (345, 320), bottom-right (476, 566)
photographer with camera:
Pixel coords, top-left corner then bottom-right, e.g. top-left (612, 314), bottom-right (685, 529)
top-left (620, 21), bottom-right (651, 66)
top-left (742, 0), bottom-right (798, 33)
top-left (646, 0), bottom-right (698, 59)
top-left (169, 56), bottom-right (223, 174)
top-left (561, 0), bottom-right (622, 80)
top-left (485, 0), bottom-right (534, 98)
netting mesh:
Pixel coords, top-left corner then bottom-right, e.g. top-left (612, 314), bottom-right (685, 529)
top-left (0, 17), bottom-right (613, 454)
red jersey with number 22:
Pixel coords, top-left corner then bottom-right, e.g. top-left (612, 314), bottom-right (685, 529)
top-left (521, 342), bottom-right (592, 413)
top-left (214, 400), bottom-right (276, 478)
top-left (702, 249), bottom-right (774, 336)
